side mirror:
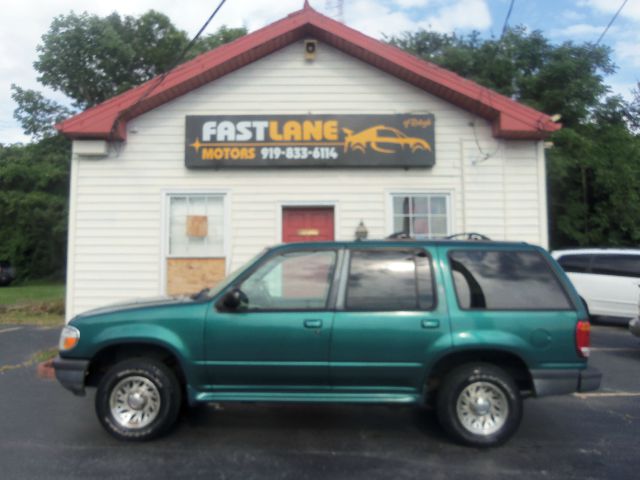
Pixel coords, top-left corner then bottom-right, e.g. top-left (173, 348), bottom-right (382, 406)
top-left (219, 288), bottom-right (248, 311)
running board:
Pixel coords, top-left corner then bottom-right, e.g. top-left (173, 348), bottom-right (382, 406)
top-left (194, 391), bottom-right (421, 404)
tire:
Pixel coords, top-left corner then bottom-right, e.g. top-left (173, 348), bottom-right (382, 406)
top-left (95, 358), bottom-right (182, 441)
top-left (436, 363), bottom-right (522, 447)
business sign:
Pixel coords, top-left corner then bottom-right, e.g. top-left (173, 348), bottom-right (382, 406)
top-left (185, 114), bottom-right (435, 168)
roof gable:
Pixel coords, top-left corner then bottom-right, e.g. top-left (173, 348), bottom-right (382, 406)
top-left (57, 3), bottom-right (560, 141)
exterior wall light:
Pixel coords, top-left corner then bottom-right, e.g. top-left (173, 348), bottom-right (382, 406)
top-left (304, 39), bottom-right (317, 61)
top-left (355, 220), bottom-right (368, 240)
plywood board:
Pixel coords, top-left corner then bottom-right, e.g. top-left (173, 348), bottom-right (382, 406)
top-left (167, 258), bottom-right (225, 296)
top-left (186, 215), bottom-right (208, 237)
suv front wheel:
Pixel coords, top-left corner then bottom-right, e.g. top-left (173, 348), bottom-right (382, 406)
top-left (436, 363), bottom-right (522, 447)
top-left (95, 358), bottom-right (182, 441)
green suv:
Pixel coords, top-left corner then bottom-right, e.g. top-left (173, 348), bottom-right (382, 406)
top-left (54, 240), bottom-right (600, 446)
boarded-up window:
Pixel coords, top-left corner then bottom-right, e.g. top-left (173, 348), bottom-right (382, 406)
top-left (186, 215), bottom-right (208, 238)
top-left (169, 195), bottom-right (224, 256)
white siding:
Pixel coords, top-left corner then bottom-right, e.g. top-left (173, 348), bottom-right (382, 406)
top-left (67, 41), bottom-right (547, 318)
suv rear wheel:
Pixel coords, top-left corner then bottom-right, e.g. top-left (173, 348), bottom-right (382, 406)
top-left (436, 363), bottom-right (522, 447)
top-left (95, 358), bottom-right (181, 441)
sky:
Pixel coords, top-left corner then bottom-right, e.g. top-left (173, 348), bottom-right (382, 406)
top-left (1, 0), bottom-right (638, 144)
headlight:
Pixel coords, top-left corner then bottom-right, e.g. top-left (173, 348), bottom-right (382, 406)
top-left (59, 325), bottom-right (80, 351)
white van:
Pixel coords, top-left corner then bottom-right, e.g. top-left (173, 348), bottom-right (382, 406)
top-left (551, 249), bottom-right (640, 320)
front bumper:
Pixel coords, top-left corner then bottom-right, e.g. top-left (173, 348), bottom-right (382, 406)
top-left (52, 356), bottom-right (89, 396)
top-left (531, 366), bottom-right (602, 396)
top-left (629, 317), bottom-right (640, 337)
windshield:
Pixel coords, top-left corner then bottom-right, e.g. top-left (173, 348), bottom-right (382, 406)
top-left (204, 248), bottom-right (269, 299)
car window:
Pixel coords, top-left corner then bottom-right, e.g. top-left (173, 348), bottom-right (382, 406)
top-left (240, 250), bottom-right (336, 310)
top-left (449, 250), bottom-right (572, 310)
top-left (346, 249), bottom-right (435, 311)
top-left (557, 254), bottom-right (592, 273)
top-left (592, 254), bottom-right (640, 278)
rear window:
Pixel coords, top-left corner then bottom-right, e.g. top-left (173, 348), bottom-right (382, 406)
top-left (592, 254), bottom-right (640, 278)
top-left (557, 254), bottom-right (592, 273)
top-left (449, 250), bottom-right (572, 310)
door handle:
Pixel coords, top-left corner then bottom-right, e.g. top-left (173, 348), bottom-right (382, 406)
top-left (421, 319), bottom-right (440, 329)
top-left (304, 319), bottom-right (323, 329)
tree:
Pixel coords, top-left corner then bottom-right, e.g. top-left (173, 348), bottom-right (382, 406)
top-left (389, 27), bottom-right (614, 128)
top-left (12, 11), bottom-right (247, 142)
top-left (389, 27), bottom-right (639, 248)
top-left (547, 99), bottom-right (640, 247)
top-left (35, 10), bottom-right (189, 109)
top-left (33, 11), bottom-right (246, 109)
top-left (192, 25), bottom-right (248, 55)
top-left (626, 82), bottom-right (640, 132)
top-left (10, 86), bottom-right (73, 140)
top-left (0, 136), bottom-right (71, 280)
top-left (4, 11), bottom-right (246, 280)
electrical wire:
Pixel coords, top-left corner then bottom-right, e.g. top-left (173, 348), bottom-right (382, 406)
top-left (108, 0), bottom-right (228, 143)
top-left (500, 0), bottom-right (515, 39)
top-left (467, 0), bottom-right (514, 162)
top-left (595, 0), bottom-right (628, 45)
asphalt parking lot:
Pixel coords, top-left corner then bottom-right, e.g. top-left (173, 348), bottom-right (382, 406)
top-left (0, 324), bottom-right (638, 480)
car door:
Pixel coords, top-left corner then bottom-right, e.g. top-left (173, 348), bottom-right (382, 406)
top-left (205, 248), bottom-right (338, 391)
top-left (329, 246), bottom-right (450, 393)
top-left (589, 254), bottom-right (640, 317)
top-left (442, 245), bottom-right (578, 367)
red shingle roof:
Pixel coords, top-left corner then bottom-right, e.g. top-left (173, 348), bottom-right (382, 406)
top-left (56, 3), bottom-right (560, 141)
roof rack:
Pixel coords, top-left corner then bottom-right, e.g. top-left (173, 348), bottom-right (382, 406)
top-left (386, 232), bottom-right (414, 240)
top-left (444, 232), bottom-right (491, 241)
top-left (385, 232), bottom-right (491, 241)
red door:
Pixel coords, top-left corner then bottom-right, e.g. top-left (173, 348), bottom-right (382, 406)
top-left (282, 207), bottom-right (334, 243)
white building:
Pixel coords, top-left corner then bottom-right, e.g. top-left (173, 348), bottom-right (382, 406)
top-left (58, 4), bottom-right (560, 320)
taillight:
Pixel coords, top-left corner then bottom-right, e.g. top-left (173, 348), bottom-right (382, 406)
top-left (576, 320), bottom-right (591, 358)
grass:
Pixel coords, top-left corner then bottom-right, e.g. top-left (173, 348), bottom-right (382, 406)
top-left (0, 346), bottom-right (58, 374)
top-left (0, 281), bottom-right (65, 326)
top-left (0, 282), bottom-right (65, 306)
top-left (29, 346), bottom-right (59, 364)
top-left (0, 311), bottom-right (64, 327)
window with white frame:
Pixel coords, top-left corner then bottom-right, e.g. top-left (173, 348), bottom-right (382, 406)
top-left (391, 193), bottom-right (449, 238)
top-left (168, 194), bottom-right (225, 257)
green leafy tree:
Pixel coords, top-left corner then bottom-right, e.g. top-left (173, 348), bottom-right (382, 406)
top-left (192, 25), bottom-right (248, 55)
top-left (33, 11), bottom-right (246, 109)
top-left (626, 82), bottom-right (640, 132)
top-left (35, 10), bottom-right (190, 109)
top-left (547, 99), bottom-right (640, 246)
top-left (5, 11), bottom-right (246, 280)
top-left (10, 86), bottom-right (74, 140)
top-left (12, 12), bottom-right (247, 142)
top-left (0, 136), bottom-right (71, 280)
top-left (389, 27), bottom-right (639, 247)
top-left (389, 27), bottom-right (614, 127)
